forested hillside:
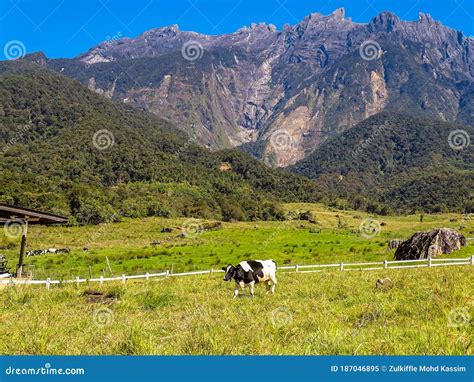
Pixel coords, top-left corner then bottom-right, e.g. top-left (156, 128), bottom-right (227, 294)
top-left (290, 113), bottom-right (474, 214)
top-left (0, 62), bottom-right (320, 223)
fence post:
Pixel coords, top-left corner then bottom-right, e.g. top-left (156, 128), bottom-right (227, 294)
top-left (340, 262), bottom-right (344, 271)
top-left (384, 260), bottom-right (388, 269)
top-left (46, 278), bottom-right (51, 290)
top-left (210, 268), bottom-right (214, 274)
top-left (295, 264), bottom-right (299, 272)
top-left (99, 275), bottom-right (104, 286)
top-left (76, 276), bottom-right (80, 287)
top-left (471, 255), bottom-right (474, 265)
top-left (122, 274), bottom-right (126, 284)
top-left (166, 270), bottom-right (169, 277)
top-left (145, 272), bottom-right (149, 281)
top-left (428, 257), bottom-right (432, 267)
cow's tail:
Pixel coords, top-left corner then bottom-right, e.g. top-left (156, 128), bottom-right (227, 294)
top-left (272, 259), bottom-right (277, 270)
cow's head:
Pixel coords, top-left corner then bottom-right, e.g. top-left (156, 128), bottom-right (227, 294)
top-left (222, 264), bottom-right (235, 281)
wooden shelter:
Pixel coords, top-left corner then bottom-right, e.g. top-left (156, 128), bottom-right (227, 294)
top-left (0, 203), bottom-right (68, 277)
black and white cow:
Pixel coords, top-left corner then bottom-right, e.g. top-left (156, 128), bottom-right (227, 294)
top-left (53, 248), bottom-right (70, 254)
top-left (26, 248), bottom-right (70, 257)
top-left (26, 249), bottom-right (45, 257)
top-left (222, 260), bottom-right (277, 298)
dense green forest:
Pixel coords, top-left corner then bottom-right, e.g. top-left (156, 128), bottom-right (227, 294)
top-left (290, 113), bottom-right (474, 214)
top-left (0, 62), bottom-right (321, 224)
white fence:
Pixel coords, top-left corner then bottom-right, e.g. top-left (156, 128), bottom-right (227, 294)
top-left (0, 256), bottom-right (472, 289)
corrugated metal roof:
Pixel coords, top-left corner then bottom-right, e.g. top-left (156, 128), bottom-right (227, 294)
top-left (0, 203), bottom-right (68, 225)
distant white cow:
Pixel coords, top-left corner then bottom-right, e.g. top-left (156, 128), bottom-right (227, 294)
top-left (222, 260), bottom-right (277, 298)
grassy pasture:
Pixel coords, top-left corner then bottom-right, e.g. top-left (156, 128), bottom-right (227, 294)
top-left (0, 266), bottom-right (472, 355)
top-left (0, 203), bottom-right (472, 355)
top-left (0, 203), bottom-right (472, 280)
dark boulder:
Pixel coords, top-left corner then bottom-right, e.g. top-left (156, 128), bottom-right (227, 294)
top-left (394, 228), bottom-right (466, 260)
top-left (299, 211), bottom-right (316, 223)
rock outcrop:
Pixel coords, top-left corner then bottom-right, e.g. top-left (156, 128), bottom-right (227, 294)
top-left (394, 228), bottom-right (467, 260)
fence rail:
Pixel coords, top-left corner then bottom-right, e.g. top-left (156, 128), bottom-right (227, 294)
top-left (0, 256), bottom-right (472, 289)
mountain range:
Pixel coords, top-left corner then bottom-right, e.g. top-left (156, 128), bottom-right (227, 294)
top-left (27, 8), bottom-right (473, 167)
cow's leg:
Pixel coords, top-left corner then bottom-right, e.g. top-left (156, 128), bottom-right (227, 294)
top-left (249, 281), bottom-right (255, 297)
top-left (265, 281), bottom-right (271, 294)
top-left (233, 281), bottom-right (242, 298)
top-left (234, 281), bottom-right (245, 298)
top-left (270, 276), bottom-right (277, 293)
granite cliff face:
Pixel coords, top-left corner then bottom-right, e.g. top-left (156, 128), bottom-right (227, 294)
top-left (38, 8), bottom-right (473, 166)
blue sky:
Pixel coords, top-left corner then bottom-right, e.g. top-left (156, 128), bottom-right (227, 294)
top-left (0, 0), bottom-right (473, 59)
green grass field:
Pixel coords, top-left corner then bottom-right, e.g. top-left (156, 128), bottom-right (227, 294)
top-left (1, 203), bottom-right (472, 355)
top-left (0, 203), bottom-right (472, 280)
top-left (1, 267), bottom-right (472, 355)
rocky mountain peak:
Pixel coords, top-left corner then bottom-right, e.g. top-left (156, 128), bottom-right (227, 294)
top-left (295, 7), bottom-right (355, 39)
top-left (369, 11), bottom-right (401, 32)
top-left (418, 12), bottom-right (436, 25)
top-left (237, 22), bottom-right (277, 33)
top-left (305, 7), bottom-right (345, 20)
top-left (24, 51), bottom-right (48, 66)
top-left (142, 24), bottom-right (181, 38)
top-left (330, 7), bottom-right (345, 20)
top-left (303, 7), bottom-right (351, 25)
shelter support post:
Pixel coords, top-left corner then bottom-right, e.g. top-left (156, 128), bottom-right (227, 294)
top-left (17, 218), bottom-right (28, 278)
